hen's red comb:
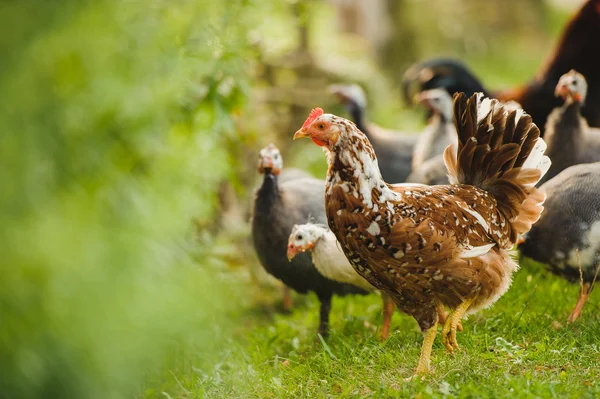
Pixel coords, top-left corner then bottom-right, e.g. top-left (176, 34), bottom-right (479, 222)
top-left (302, 107), bottom-right (324, 129)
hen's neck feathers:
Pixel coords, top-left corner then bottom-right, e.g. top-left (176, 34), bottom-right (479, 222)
top-left (325, 122), bottom-right (399, 209)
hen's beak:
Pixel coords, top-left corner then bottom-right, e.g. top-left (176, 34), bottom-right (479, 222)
top-left (293, 128), bottom-right (309, 140)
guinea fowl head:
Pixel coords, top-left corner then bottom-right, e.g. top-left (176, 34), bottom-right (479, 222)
top-left (328, 84), bottom-right (367, 114)
top-left (414, 88), bottom-right (453, 121)
top-left (555, 70), bottom-right (587, 105)
top-left (286, 223), bottom-right (328, 261)
top-left (257, 144), bottom-right (283, 176)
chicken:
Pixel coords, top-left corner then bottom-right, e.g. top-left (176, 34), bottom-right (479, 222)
top-left (412, 89), bottom-right (457, 170)
top-left (286, 223), bottom-right (396, 340)
top-left (402, 0), bottom-right (600, 132)
top-left (286, 223), bottom-right (460, 340)
top-left (293, 94), bottom-right (550, 374)
top-left (329, 83), bottom-right (418, 183)
top-left (540, 70), bottom-right (600, 185)
top-left (251, 144), bottom-right (367, 336)
top-left (408, 98), bottom-right (523, 186)
top-left (520, 162), bottom-right (600, 323)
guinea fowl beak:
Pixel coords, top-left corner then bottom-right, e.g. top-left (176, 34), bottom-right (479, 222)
top-left (413, 92), bottom-right (426, 105)
top-left (293, 128), bottom-right (309, 140)
top-left (554, 84), bottom-right (569, 99)
top-left (287, 244), bottom-right (297, 261)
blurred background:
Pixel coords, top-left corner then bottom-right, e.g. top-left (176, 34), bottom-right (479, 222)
top-left (0, 0), bottom-right (586, 397)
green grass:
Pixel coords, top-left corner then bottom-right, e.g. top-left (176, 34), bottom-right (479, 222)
top-left (148, 258), bottom-right (600, 398)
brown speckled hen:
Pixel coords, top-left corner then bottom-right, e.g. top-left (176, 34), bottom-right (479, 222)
top-left (293, 94), bottom-right (551, 375)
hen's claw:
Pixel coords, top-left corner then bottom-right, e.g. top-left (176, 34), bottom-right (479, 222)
top-left (441, 298), bottom-right (473, 354)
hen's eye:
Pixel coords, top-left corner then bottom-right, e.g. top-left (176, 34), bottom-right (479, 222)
top-left (317, 123), bottom-right (326, 130)
top-left (297, 234), bottom-right (303, 240)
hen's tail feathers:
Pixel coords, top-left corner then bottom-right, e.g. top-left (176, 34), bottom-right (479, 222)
top-left (444, 92), bottom-right (551, 241)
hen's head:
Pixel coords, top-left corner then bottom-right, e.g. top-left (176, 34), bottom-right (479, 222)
top-left (293, 108), bottom-right (355, 150)
top-left (286, 223), bottom-right (327, 261)
top-left (414, 88), bottom-right (453, 121)
top-left (257, 144), bottom-right (283, 176)
top-left (555, 70), bottom-right (587, 104)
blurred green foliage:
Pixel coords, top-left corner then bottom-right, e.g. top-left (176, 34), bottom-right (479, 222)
top-left (0, 0), bottom-right (267, 398)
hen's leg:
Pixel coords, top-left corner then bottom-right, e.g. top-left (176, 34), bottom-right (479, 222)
top-left (567, 282), bottom-right (591, 324)
top-left (437, 304), bottom-right (463, 332)
top-left (317, 293), bottom-right (332, 337)
top-left (282, 285), bottom-right (293, 312)
top-left (441, 297), bottom-right (473, 353)
top-left (381, 293), bottom-right (395, 341)
top-left (415, 320), bottom-right (438, 375)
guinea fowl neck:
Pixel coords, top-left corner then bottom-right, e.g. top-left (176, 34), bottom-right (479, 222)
top-left (256, 172), bottom-right (280, 212)
top-left (546, 102), bottom-right (584, 147)
top-left (347, 103), bottom-right (369, 138)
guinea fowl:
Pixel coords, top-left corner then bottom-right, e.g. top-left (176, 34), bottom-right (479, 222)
top-left (406, 89), bottom-right (457, 185)
top-left (412, 89), bottom-right (457, 170)
top-left (287, 223), bottom-right (395, 340)
top-left (402, 0), bottom-right (600, 132)
top-left (251, 144), bottom-right (366, 336)
top-left (540, 70), bottom-right (600, 185)
top-left (406, 155), bottom-right (449, 186)
top-left (520, 162), bottom-right (600, 323)
top-left (329, 83), bottom-right (418, 183)
top-left (293, 94), bottom-right (550, 374)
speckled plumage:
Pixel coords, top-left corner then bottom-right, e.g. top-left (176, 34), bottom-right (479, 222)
top-left (521, 162), bottom-right (600, 283)
top-left (294, 93), bottom-right (550, 372)
top-left (520, 162), bottom-right (600, 322)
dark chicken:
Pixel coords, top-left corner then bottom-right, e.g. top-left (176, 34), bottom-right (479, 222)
top-left (329, 84), bottom-right (418, 183)
top-left (251, 144), bottom-right (366, 336)
top-left (520, 162), bottom-right (600, 323)
top-left (540, 70), bottom-right (600, 185)
top-left (402, 0), bottom-right (600, 132)
top-left (293, 94), bottom-right (550, 374)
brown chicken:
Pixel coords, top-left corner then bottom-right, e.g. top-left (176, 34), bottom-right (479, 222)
top-left (293, 94), bottom-right (550, 375)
